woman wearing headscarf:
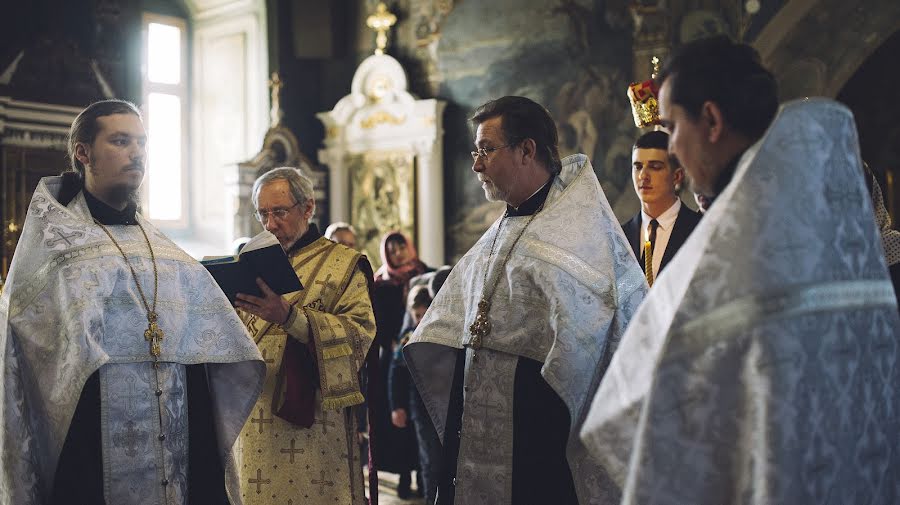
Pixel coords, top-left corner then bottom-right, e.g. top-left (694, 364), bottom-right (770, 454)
top-left (371, 231), bottom-right (431, 498)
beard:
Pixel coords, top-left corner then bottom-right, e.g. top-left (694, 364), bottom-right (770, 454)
top-left (87, 158), bottom-right (143, 209)
top-left (106, 182), bottom-right (141, 209)
top-left (481, 179), bottom-right (509, 203)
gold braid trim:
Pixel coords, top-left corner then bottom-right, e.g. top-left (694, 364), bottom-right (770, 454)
top-left (321, 392), bottom-right (366, 411)
top-left (297, 240), bottom-right (369, 411)
top-left (322, 343), bottom-right (354, 360)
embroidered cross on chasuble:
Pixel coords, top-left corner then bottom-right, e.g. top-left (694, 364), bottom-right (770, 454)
top-left (236, 237), bottom-right (375, 504)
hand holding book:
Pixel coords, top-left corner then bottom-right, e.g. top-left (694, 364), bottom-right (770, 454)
top-left (235, 277), bottom-right (292, 325)
top-left (201, 231), bottom-right (303, 304)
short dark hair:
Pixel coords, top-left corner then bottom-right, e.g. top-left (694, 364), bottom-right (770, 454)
top-left (633, 130), bottom-right (669, 151)
top-left (633, 130), bottom-right (679, 168)
top-left (470, 96), bottom-right (561, 173)
top-left (657, 35), bottom-right (778, 141)
top-left (407, 284), bottom-right (432, 311)
top-left (67, 99), bottom-right (142, 177)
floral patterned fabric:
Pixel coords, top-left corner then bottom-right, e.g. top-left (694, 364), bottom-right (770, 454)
top-left (0, 177), bottom-right (265, 505)
top-left (581, 99), bottom-right (900, 505)
top-left (405, 154), bottom-right (646, 504)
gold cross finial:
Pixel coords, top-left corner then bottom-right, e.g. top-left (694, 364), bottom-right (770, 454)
top-left (366, 2), bottom-right (397, 55)
top-left (269, 72), bottom-right (283, 127)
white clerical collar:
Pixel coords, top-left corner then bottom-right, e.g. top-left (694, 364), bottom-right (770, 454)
top-left (641, 199), bottom-right (681, 231)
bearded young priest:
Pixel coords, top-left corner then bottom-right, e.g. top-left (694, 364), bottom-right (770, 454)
top-left (0, 99), bottom-right (265, 504)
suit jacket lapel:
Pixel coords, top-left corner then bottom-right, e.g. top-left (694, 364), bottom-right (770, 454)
top-left (660, 204), bottom-right (700, 271)
top-left (622, 212), bottom-right (642, 266)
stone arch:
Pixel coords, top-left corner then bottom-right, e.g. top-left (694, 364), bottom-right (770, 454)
top-left (753, 0), bottom-right (900, 100)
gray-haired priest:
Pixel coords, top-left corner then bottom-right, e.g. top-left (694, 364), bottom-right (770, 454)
top-left (403, 96), bottom-right (646, 505)
top-left (233, 167), bottom-right (376, 505)
top-left (581, 36), bottom-right (900, 505)
top-left (0, 99), bottom-right (265, 504)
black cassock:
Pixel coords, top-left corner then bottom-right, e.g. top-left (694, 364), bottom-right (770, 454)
top-left (370, 281), bottom-right (419, 474)
top-left (436, 179), bottom-right (578, 505)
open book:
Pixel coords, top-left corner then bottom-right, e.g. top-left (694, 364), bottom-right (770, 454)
top-left (201, 231), bottom-right (303, 303)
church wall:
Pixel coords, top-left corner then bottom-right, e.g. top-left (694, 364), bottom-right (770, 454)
top-left (346, 0), bottom-right (637, 261)
top-left (0, 0), bottom-right (189, 108)
top-left (350, 0), bottom-right (791, 261)
top-left (267, 0), bottom-right (369, 164)
top-left (280, 0), bottom-right (899, 263)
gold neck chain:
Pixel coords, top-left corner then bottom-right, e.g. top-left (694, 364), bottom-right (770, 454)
top-left (94, 219), bottom-right (165, 358)
top-left (467, 205), bottom-right (543, 350)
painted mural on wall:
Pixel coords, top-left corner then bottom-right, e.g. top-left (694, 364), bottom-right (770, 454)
top-left (425, 0), bottom-right (638, 259)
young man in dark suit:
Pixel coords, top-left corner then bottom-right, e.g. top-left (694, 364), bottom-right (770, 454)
top-left (622, 130), bottom-right (701, 286)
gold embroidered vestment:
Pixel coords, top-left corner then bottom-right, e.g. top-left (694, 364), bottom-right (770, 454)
top-left (237, 237), bottom-right (375, 504)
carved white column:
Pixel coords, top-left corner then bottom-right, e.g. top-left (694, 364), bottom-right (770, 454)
top-left (324, 153), bottom-right (350, 224)
top-left (414, 101), bottom-right (446, 266)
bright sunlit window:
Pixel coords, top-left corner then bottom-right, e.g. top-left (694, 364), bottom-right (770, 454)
top-left (142, 14), bottom-right (187, 223)
top-left (148, 23), bottom-right (181, 84)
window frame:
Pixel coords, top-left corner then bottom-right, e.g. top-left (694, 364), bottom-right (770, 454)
top-left (141, 12), bottom-right (189, 228)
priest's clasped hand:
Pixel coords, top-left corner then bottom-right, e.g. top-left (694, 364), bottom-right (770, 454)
top-left (235, 277), bottom-right (292, 325)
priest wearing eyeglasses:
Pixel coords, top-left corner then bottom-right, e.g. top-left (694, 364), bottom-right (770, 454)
top-left (233, 167), bottom-right (377, 505)
top-left (403, 96), bottom-right (646, 505)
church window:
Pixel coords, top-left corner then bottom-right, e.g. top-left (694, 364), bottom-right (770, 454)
top-left (142, 13), bottom-right (188, 224)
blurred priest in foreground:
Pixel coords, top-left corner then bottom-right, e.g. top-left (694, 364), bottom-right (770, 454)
top-left (582, 36), bottom-right (900, 505)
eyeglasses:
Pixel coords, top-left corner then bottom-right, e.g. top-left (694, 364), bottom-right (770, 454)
top-left (470, 144), bottom-right (515, 161)
top-left (255, 202), bottom-right (299, 223)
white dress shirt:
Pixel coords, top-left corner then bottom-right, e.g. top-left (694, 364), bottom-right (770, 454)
top-left (641, 199), bottom-right (681, 277)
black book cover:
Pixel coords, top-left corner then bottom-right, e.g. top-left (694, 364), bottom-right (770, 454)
top-left (201, 232), bottom-right (303, 303)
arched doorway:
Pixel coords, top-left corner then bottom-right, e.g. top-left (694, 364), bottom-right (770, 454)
top-left (754, 0), bottom-right (900, 100)
top-left (753, 0), bottom-right (900, 218)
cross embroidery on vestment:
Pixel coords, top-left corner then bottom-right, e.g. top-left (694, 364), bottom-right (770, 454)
top-left (45, 227), bottom-right (84, 247)
top-left (310, 470), bottom-right (335, 495)
top-left (248, 468), bottom-right (271, 494)
top-left (112, 420), bottom-right (146, 457)
top-left (280, 438), bottom-right (305, 463)
top-left (313, 412), bottom-right (336, 435)
top-left (250, 408), bottom-right (274, 433)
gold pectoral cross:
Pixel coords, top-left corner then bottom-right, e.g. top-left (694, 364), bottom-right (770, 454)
top-left (468, 298), bottom-right (492, 350)
top-left (144, 312), bottom-right (164, 357)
